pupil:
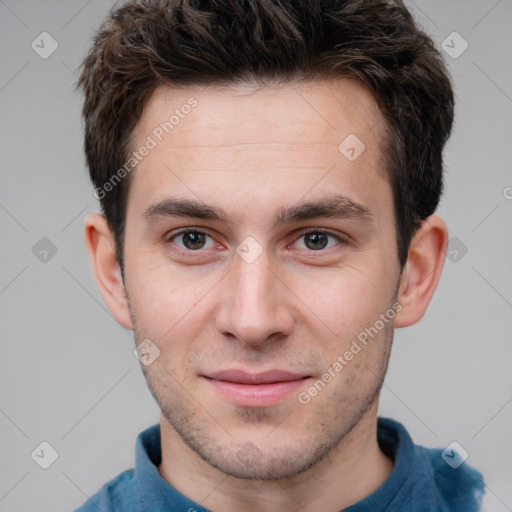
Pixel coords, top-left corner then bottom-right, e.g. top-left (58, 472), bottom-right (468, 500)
top-left (305, 232), bottom-right (327, 250)
top-left (184, 232), bottom-right (205, 249)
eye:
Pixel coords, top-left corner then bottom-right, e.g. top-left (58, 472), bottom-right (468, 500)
top-left (168, 230), bottom-right (216, 250)
top-left (294, 230), bottom-right (341, 251)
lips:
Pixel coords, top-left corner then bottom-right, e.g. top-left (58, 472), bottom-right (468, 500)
top-left (203, 369), bottom-right (310, 407)
top-left (206, 369), bottom-right (308, 385)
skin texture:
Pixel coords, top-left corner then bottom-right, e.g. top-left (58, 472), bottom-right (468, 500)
top-left (84, 78), bottom-right (448, 511)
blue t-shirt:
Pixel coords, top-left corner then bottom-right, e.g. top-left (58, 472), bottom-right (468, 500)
top-left (74, 417), bottom-right (484, 511)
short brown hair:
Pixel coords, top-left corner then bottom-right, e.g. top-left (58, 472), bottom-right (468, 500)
top-left (77, 0), bottom-right (454, 271)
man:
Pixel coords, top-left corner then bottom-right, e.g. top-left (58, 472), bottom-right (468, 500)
top-left (75, 0), bottom-right (485, 510)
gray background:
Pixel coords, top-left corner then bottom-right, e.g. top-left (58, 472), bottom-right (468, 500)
top-left (1, 1), bottom-right (511, 510)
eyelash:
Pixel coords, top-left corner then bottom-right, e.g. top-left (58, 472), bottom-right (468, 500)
top-left (166, 228), bottom-right (345, 252)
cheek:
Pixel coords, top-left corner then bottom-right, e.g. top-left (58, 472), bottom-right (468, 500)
top-left (126, 260), bottom-right (214, 345)
top-left (130, 271), bottom-right (177, 325)
top-left (293, 265), bottom-right (394, 342)
top-left (129, 275), bottom-right (209, 381)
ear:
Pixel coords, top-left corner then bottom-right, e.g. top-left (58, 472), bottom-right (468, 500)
top-left (394, 215), bottom-right (448, 328)
top-left (84, 213), bottom-right (134, 330)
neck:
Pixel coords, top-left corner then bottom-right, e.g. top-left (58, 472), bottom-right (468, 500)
top-left (158, 402), bottom-right (393, 512)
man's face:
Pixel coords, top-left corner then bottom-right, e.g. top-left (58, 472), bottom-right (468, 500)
top-left (123, 79), bottom-right (402, 479)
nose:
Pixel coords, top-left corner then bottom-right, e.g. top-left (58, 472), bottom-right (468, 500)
top-left (215, 247), bottom-right (294, 347)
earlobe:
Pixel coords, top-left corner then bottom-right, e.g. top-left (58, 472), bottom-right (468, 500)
top-left (394, 215), bottom-right (449, 328)
top-left (83, 213), bottom-right (134, 330)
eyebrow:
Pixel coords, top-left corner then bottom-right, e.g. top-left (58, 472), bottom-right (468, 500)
top-left (142, 195), bottom-right (373, 227)
top-left (273, 195), bottom-right (373, 225)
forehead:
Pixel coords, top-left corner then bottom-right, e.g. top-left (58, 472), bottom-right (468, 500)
top-left (127, 78), bottom-right (390, 219)
top-left (133, 78), bottom-right (383, 152)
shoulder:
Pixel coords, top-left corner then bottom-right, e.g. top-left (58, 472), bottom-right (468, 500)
top-left (419, 445), bottom-right (485, 511)
top-left (73, 469), bottom-right (142, 512)
top-left (73, 424), bottom-right (161, 512)
top-left (377, 418), bottom-right (485, 511)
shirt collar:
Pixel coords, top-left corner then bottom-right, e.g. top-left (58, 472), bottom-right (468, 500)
top-left (343, 417), bottom-right (415, 511)
top-left (135, 424), bottom-right (210, 512)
